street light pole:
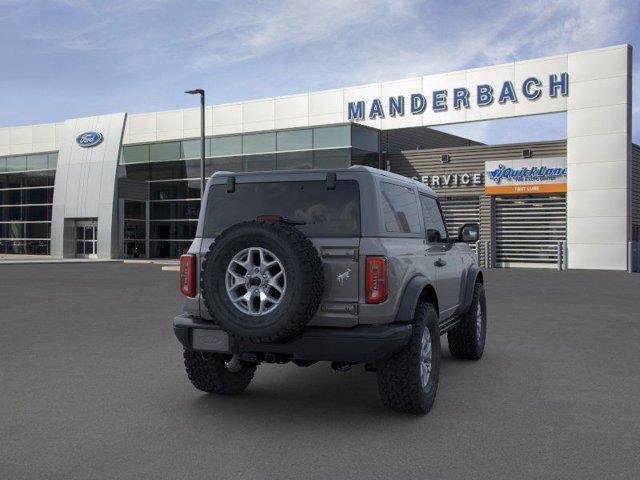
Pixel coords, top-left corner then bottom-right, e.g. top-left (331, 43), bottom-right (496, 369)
top-left (185, 89), bottom-right (205, 198)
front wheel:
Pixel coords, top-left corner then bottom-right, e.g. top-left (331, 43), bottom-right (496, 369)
top-left (376, 302), bottom-right (441, 414)
top-left (183, 350), bottom-right (256, 394)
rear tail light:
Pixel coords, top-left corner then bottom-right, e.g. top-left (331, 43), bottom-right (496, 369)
top-left (365, 256), bottom-right (387, 304)
top-left (179, 254), bottom-right (196, 297)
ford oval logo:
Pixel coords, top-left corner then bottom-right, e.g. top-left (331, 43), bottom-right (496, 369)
top-left (76, 131), bottom-right (103, 148)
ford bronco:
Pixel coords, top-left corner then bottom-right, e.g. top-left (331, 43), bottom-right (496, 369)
top-left (173, 166), bottom-right (486, 414)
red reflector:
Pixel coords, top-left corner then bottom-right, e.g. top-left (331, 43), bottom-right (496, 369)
top-left (365, 256), bottom-right (387, 304)
top-left (179, 254), bottom-right (196, 297)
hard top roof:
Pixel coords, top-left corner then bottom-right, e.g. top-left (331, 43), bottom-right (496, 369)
top-left (211, 165), bottom-right (436, 196)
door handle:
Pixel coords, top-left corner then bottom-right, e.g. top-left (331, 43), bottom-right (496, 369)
top-left (434, 258), bottom-right (447, 267)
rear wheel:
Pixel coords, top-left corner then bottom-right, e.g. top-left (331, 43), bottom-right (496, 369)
top-left (448, 283), bottom-right (487, 360)
top-left (183, 350), bottom-right (256, 394)
top-left (376, 302), bottom-right (440, 414)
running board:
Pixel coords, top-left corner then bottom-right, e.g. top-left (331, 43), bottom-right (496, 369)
top-left (438, 315), bottom-right (461, 335)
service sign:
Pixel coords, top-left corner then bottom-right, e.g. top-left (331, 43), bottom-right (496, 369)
top-left (485, 157), bottom-right (567, 195)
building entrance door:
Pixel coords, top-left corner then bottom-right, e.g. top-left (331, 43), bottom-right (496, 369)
top-left (76, 220), bottom-right (98, 258)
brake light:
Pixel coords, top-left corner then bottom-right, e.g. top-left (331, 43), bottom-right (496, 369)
top-left (179, 254), bottom-right (196, 297)
top-left (365, 256), bottom-right (387, 304)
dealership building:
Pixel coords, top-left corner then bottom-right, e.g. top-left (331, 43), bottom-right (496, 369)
top-left (0, 44), bottom-right (638, 271)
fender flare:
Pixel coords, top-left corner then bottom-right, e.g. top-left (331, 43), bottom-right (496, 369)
top-left (458, 265), bottom-right (482, 315)
top-left (395, 275), bottom-right (431, 323)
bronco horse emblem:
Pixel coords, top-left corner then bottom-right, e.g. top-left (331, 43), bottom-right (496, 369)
top-left (337, 268), bottom-right (351, 286)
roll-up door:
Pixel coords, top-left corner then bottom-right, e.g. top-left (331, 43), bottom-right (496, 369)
top-left (495, 195), bottom-right (566, 268)
top-left (440, 196), bottom-right (480, 244)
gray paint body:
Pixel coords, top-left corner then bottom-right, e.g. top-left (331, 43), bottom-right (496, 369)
top-left (183, 166), bottom-right (478, 327)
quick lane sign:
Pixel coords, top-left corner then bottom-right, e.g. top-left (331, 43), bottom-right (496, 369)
top-left (485, 157), bottom-right (567, 195)
top-left (348, 73), bottom-right (569, 120)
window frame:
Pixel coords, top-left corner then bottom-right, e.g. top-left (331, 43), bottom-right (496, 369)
top-left (419, 193), bottom-right (450, 244)
top-left (378, 180), bottom-right (423, 236)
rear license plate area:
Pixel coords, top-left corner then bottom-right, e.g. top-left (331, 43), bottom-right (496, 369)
top-left (192, 329), bottom-right (230, 352)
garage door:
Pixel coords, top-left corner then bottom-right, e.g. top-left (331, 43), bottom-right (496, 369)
top-left (495, 195), bottom-right (566, 268)
top-left (440, 196), bottom-right (480, 244)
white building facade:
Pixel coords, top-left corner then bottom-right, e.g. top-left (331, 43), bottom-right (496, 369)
top-left (0, 45), bottom-right (636, 271)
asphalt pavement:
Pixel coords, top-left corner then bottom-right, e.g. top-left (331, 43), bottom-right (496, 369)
top-left (1, 263), bottom-right (639, 479)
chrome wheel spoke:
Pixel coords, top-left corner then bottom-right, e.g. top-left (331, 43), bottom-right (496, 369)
top-left (225, 247), bottom-right (286, 316)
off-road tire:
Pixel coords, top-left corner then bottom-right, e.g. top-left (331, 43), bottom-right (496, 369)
top-left (376, 302), bottom-right (441, 414)
top-left (183, 350), bottom-right (256, 394)
top-left (201, 221), bottom-right (324, 343)
top-left (448, 283), bottom-right (486, 360)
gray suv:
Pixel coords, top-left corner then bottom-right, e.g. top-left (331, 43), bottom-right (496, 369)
top-left (173, 166), bottom-right (486, 414)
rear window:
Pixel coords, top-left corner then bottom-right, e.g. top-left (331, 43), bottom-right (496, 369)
top-left (203, 180), bottom-right (360, 237)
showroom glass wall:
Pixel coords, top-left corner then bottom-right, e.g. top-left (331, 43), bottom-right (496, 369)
top-left (119, 124), bottom-right (379, 258)
top-left (0, 152), bottom-right (58, 255)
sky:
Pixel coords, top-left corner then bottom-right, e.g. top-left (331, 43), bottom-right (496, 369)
top-left (0, 0), bottom-right (638, 144)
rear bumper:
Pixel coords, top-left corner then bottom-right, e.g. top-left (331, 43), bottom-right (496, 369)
top-left (173, 314), bottom-right (412, 364)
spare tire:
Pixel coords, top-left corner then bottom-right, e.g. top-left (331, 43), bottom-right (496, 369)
top-left (201, 221), bottom-right (324, 343)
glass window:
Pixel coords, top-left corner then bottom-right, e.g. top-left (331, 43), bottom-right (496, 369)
top-left (26, 240), bottom-right (50, 255)
top-left (25, 171), bottom-right (54, 187)
top-left (150, 180), bottom-right (200, 200)
top-left (150, 159), bottom-right (200, 181)
top-left (211, 136), bottom-right (241, 157)
top-left (277, 151), bottom-right (313, 170)
top-left (149, 240), bottom-right (191, 258)
top-left (6, 156), bottom-right (27, 172)
top-left (277, 129), bottom-right (312, 151)
top-left (122, 145), bottom-right (150, 164)
top-left (23, 205), bottom-right (51, 221)
top-left (313, 126), bottom-right (350, 149)
top-left (150, 221), bottom-right (197, 240)
top-left (124, 240), bottom-right (145, 259)
top-left (243, 133), bottom-right (276, 154)
top-left (48, 153), bottom-right (58, 170)
top-left (0, 158), bottom-right (6, 173)
top-left (380, 182), bottom-right (421, 234)
top-left (181, 139), bottom-right (209, 159)
top-left (150, 200), bottom-right (200, 220)
top-left (4, 221), bottom-right (25, 238)
top-left (150, 142), bottom-right (181, 162)
top-left (124, 201), bottom-right (146, 219)
top-left (420, 195), bottom-right (448, 242)
top-left (313, 148), bottom-right (350, 169)
top-left (206, 157), bottom-right (242, 175)
top-left (124, 220), bottom-right (146, 239)
top-left (351, 125), bottom-right (379, 152)
top-left (1, 189), bottom-right (22, 205)
top-left (121, 163), bottom-right (150, 181)
top-left (244, 154), bottom-right (276, 172)
top-left (27, 154), bottom-right (49, 171)
top-left (26, 222), bottom-right (50, 239)
top-left (25, 188), bottom-right (53, 204)
top-left (204, 180), bottom-right (360, 238)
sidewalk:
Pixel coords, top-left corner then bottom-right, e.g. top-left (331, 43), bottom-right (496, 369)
top-left (0, 255), bottom-right (122, 265)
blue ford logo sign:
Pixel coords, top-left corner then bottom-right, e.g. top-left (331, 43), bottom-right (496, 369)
top-left (76, 131), bottom-right (103, 148)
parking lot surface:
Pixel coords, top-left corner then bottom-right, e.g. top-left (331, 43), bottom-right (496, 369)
top-left (1, 263), bottom-right (639, 479)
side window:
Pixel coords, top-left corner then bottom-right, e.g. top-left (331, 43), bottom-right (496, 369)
top-left (420, 195), bottom-right (448, 243)
top-left (380, 182), bottom-right (421, 234)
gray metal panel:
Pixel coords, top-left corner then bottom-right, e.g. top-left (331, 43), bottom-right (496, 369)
top-left (50, 113), bottom-right (126, 258)
top-left (382, 126), bottom-right (483, 154)
top-left (632, 144), bottom-right (640, 232)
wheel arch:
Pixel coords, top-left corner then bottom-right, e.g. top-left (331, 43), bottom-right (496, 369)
top-left (395, 276), bottom-right (439, 322)
top-left (457, 266), bottom-right (483, 315)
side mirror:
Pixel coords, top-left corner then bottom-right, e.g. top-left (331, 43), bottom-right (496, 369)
top-left (458, 223), bottom-right (479, 243)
